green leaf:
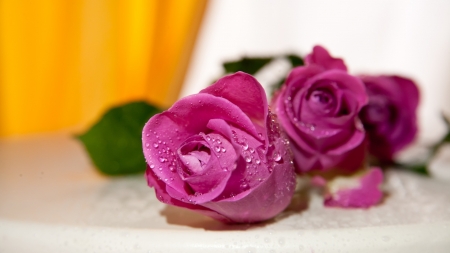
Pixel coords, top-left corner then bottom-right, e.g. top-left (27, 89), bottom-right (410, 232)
top-left (404, 164), bottom-right (429, 176)
top-left (76, 101), bottom-right (162, 175)
top-left (442, 113), bottom-right (450, 143)
top-left (286, 54), bottom-right (304, 67)
top-left (389, 161), bottom-right (430, 176)
top-left (223, 57), bottom-right (272, 75)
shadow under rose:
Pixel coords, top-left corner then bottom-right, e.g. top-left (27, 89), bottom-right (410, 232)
top-left (159, 186), bottom-right (310, 231)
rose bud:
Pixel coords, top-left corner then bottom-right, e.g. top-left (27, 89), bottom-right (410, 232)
top-left (359, 75), bottom-right (420, 162)
top-left (273, 46), bottom-right (368, 174)
top-left (142, 72), bottom-right (296, 223)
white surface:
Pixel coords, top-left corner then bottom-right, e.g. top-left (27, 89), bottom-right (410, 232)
top-left (181, 0), bottom-right (450, 143)
top-left (1, 134), bottom-right (450, 252)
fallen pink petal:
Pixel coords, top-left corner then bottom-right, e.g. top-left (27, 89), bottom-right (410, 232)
top-left (324, 167), bottom-right (384, 208)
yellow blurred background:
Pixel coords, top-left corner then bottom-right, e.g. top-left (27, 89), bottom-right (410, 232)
top-left (0, 0), bottom-right (207, 137)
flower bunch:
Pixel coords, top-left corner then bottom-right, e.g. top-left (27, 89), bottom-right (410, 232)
top-left (142, 46), bottom-right (419, 223)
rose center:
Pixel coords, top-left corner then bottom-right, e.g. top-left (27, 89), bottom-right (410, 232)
top-left (179, 139), bottom-right (211, 176)
top-left (307, 89), bottom-right (336, 116)
top-left (360, 96), bottom-right (392, 125)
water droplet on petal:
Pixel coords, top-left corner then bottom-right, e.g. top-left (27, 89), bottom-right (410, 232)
top-left (255, 159), bottom-right (261, 165)
top-left (216, 139), bottom-right (222, 144)
top-left (169, 166), bottom-right (175, 172)
top-left (223, 167), bottom-right (228, 172)
top-left (145, 143), bottom-right (150, 148)
top-left (273, 152), bottom-right (282, 162)
top-left (214, 146), bottom-right (221, 152)
top-left (242, 143), bottom-right (249, 151)
top-left (245, 156), bottom-right (252, 163)
top-left (221, 147), bottom-right (226, 153)
top-left (240, 182), bottom-right (248, 190)
top-left (159, 157), bottom-right (166, 163)
top-left (153, 143), bottom-right (159, 148)
top-left (150, 164), bottom-right (155, 169)
top-left (258, 133), bottom-right (264, 140)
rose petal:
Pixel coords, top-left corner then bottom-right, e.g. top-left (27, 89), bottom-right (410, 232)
top-left (145, 167), bottom-right (231, 222)
top-left (305, 45), bottom-right (348, 71)
top-left (201, 72), bottom-right (268, 140)
top-left (324, 167), bottom-right (383, 208)
top-left (202, 132), bottom-right (296, 223)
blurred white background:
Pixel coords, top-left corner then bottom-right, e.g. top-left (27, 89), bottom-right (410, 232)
top-left (182, 0), bottom-right (450, 144)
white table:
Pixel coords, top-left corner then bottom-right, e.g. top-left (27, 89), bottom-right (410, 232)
top-left (1, 134), bottom-right (450, 252)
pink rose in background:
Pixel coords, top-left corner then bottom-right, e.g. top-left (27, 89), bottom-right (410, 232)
top-left (142, 72), bottom-right (296, 223)
top-left (359, 75), bottom-right (420, 162)
top-left (273, 46), bottom-right (368, 174)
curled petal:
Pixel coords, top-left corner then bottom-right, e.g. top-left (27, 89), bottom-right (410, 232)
top-left (305, 45), bottom-right (348, 71)
top-left (146, 167), bottom-right (231, 222)
top-left (201, 72), bottom-right (268, 139)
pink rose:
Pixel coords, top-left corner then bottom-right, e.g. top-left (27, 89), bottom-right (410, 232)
top-left (359, 75), bottom-right (420, 162)
top-left (142, 72), bottom-right (296, 223)
top-left (273, 46), bottom-right (368, 174)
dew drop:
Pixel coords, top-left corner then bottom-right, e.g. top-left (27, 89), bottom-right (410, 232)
top-left (169, 166), bottom-right (175, 172)
top-left (146, 133), bottom-right (150, 137)
top-left (273, 152), bottom-right (282, 162)
top-left (214, 146), bottom-right (221, 152)
top-left (170, 177), bottom-right (174, 181)
top-left (223, 167), bottom-right (228, 172)
top-left (240, 182), bottom-right (249, 190)
top-left (158, 140), bottom-right (162, 144)
top-left (153, 143), bottom-right (159, 148)
top-left (149, 164), bottom-right (155, 169)
top-left (245, 156), bottom-right (252, 163)
top-left (242, 143), bottom-right (249, 151)
top-left (158, 167), bottom-right (163, 171)
top-left (206, 136), bottom-right (211, 141)
top-left (145, 143), bottom-right (150, 148)
top-left (159, 157), bottom-right (166, 163)
top-left (249, 147), bottom-right (255, 153)
top-left (258, 133), bottom-right (264, 140)
top-left (216, 140), bottom-right (222, 144)
top-left (186, 161), bottom-right (190, 165)
top-left (221, 147), bottom-right (226, 153)
top-left (255, 159), bottom-right (261, 165)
